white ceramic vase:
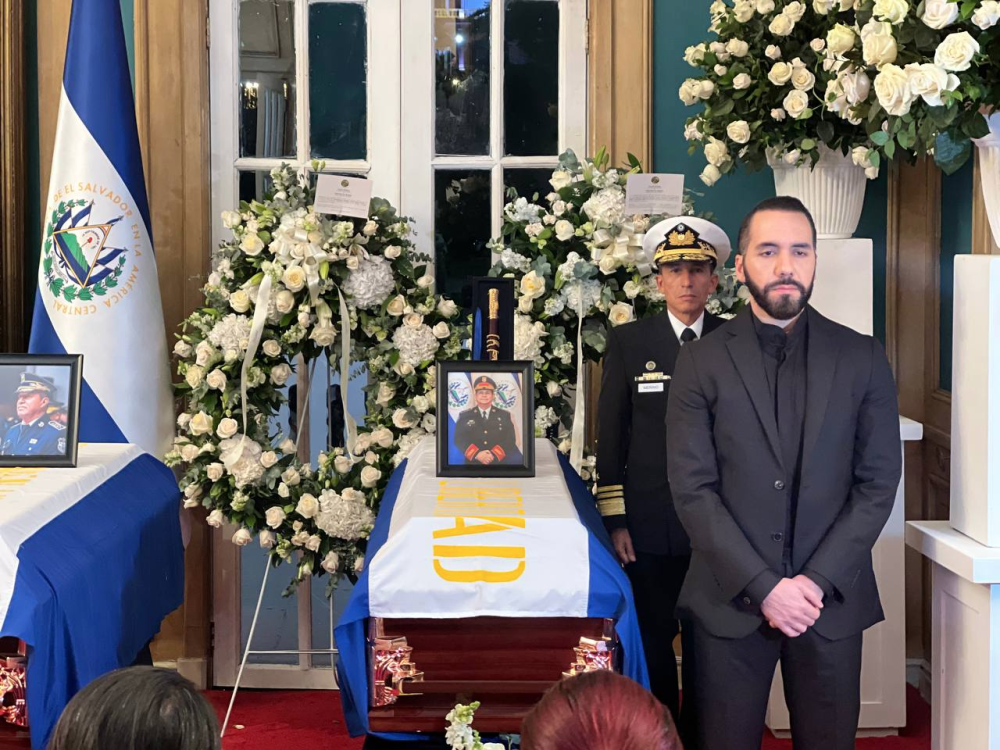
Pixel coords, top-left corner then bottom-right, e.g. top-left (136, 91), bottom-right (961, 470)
top-left (973, 112), bottom-right (1000, 248)
top-left (767, 146), bottom-right (867, 240)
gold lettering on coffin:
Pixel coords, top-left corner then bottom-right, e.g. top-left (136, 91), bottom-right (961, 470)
top-left (432, 481), bottom-right (526, 583)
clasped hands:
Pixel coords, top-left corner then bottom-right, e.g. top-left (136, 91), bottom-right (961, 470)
top-left (761, 575), bottom-right (825, 637)
top-left (475, 450), bottom-right (495, 465)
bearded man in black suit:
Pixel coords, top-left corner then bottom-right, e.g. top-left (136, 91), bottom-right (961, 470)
top-left (666, 196), bottom-right (901, 750)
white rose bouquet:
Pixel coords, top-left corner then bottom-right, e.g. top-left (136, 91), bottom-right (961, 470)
top-left (683, 0), bottom-right (994, 179)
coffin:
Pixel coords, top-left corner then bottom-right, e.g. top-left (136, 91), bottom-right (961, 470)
top-left (367, 616), bottom-right (616, 733)
top-left (335, 438), bottom-right (646, 738)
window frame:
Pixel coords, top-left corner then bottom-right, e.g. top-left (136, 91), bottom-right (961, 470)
top-left (209, 0), bottom-right (401, 253)
top-left (401, 0), bottom-right (588, 257)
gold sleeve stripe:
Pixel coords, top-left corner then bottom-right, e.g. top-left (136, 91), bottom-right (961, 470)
top-left (596, 484), bottom-right (624, 495)
top-left (597, 498), bottom-right (626, 517)
top-left (596, 491), bottom-right (624, 500)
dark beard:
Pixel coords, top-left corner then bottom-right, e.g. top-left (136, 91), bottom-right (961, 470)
top-left (744, 273), bottom-right (813, 320)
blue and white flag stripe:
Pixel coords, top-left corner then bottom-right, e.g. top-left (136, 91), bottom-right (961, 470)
top-left (29, 0), bottom-right (172, 457)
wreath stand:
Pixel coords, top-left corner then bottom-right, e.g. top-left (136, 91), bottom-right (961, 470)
top-left (220, 560), bottom-right (338, 738)
top-left (220, 357), bottom-right (340, 738)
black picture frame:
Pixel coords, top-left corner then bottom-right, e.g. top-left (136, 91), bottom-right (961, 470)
top-left (436, 359), bottom-right (535, 478)
top-left (0, 354), bottom-right (82, 468)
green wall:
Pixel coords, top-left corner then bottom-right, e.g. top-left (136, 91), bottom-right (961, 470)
top-left (652, 0), bottom-right (888, 343)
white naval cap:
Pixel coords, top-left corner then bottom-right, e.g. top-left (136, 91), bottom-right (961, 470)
top-left (642, 216), bottom-right (732, 269)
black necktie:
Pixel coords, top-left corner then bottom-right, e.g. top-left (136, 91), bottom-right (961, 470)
top-left (680, 328), bottom-right (697, 344)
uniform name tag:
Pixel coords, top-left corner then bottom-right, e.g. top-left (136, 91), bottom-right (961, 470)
top-left (638, 382), bottom-right (664, 393)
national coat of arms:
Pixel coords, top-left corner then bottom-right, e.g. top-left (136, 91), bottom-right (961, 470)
top-left (42, 199), bottom-right (129, 303)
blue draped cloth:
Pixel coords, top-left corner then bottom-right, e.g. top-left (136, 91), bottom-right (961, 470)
top-left (335, 452), bottom-right (648, 739)
top-left (0, 453), bottom-right (184, 748)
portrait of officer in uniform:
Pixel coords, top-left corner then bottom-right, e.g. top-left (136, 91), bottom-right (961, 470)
top-left (0, 373), bottom-right (69, 457)
top-left (595, 216), bottom-right (732, 746)
top-left (453, 376), bottom-right (520, 465)
top-left (438, 362), bottom-right (535, 478)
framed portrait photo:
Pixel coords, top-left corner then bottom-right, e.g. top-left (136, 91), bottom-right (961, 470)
top-left (436, 360), bottom-right (535, 478)
top-left (0, 354), bottom-right (82, 468)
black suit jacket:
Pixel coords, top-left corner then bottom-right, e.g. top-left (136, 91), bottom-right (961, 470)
top-left (665, 307), bottom-right (901, 640)
top-left (453, 406), bottom-right (520, 464)
top-left (596, 311), bottom-right (725, 555)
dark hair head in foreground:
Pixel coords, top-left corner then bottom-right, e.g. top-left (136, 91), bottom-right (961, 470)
top-left (48, 666), bottom-right (220, 750)
top-left (520, 670), bottom-right (683, 750)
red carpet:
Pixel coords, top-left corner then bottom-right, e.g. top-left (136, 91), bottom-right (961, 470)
top-left (204, 685), bottom-right (931, 749)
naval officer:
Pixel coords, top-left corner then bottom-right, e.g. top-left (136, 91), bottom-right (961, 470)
top-left (453, 376), bottom-right (520, 465)
top-left (1, 373), bottom-right (68, 456)
top-left (595, 216), bottom-right (731, 745)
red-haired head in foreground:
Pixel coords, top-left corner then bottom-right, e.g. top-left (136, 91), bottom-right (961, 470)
top-left (520, 670), bottom-right (683, 750)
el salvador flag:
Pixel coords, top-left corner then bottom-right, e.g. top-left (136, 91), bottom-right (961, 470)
top-left (29, 0), bottom-right (173, 458)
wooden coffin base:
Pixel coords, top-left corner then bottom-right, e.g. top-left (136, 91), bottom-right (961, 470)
top-left (367, 616), bottom-right (616, 734)
top-left (0, 638), bottom-right (27, 729)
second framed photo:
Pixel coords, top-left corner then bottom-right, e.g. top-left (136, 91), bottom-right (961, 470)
top-left (436, 360), bottom-right (535, 478)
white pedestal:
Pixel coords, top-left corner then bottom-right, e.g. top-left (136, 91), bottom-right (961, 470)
top-left (765, 418), bottom-right (922, 735)
top-left (808, 238), bottom-right (874, 336)
top-left (950, 256), bottom-right (1000, 548)
top-left (906, 521), bottom-right (1000, 750)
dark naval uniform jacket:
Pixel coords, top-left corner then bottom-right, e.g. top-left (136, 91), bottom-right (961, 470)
top-left (0, 416), bottom-right (67, 456)
top-left (453, 406), bottom-right (520, 464)
top-left (596, 311), bottom-right (724, 555)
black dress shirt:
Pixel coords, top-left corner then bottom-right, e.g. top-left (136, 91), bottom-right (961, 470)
top-left (744, 310), bottom-right (835, 605)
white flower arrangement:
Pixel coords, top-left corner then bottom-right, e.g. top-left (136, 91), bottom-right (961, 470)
top-left (490, 148), bottom-right (746, 472)
top-left (168, 163), bottom-right (467, 590)
top-left (682, 0), bottom-right (996, 181)
top-left (444, 702), bottom-right (504, 750)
